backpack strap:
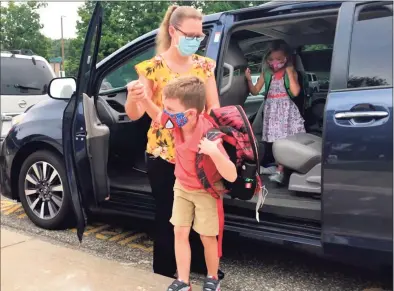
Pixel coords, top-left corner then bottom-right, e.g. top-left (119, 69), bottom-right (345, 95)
top-left (263, 70), bottom-right (272, 97)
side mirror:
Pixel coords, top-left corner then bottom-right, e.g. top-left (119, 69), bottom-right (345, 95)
top-left (48, 77), bottom-right (76, 99)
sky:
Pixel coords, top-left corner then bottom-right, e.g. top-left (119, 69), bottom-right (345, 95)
top-left (1, 1), bottom-right (84, 39)
top-left (38, 2), bottom-right (84, 39)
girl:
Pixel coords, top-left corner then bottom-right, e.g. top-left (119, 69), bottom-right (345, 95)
top-left (125, 5), bottom-right (222, 281)
top-left (245, 40), bottom-right (305, 184)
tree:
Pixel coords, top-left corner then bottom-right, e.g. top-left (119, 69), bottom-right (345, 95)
top-left (65, 1), bottom-right (267, 77)
top-left (0, 1), bottom-right (51, 58)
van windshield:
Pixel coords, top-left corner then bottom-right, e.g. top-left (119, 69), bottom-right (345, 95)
top-left (0, 57), bottom-right (53, 95)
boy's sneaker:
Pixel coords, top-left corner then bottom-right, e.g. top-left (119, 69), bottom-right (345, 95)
top-left (260, 165), bottom-right (277, 175)
top-left (202, 276), bottom-right (221, 291)
top-left (269, 171), bottom-right (284, 184)
top-left (167, 279), bottom-right (191, 291)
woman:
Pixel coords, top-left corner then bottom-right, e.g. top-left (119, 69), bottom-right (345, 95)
top-left (125, 5), bottom-right (221, 278)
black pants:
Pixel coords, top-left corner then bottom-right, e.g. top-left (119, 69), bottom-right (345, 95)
top-left (147, 155), bottom-right (207, 277)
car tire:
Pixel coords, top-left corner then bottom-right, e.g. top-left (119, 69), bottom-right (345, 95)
top-left (18, 150), bottom-right (73, 230)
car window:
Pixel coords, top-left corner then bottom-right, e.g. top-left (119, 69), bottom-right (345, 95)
top-left (312, 75), bottom-right (317, 81)
top-left (347, 4), bottom-right (393, 88)
top-left (102, 48), bottom-right (155, 90)
top-left (0, 57), bottom-right (53, 95)
top-left (307, 74), bottom-right (312, 82)
top-left (101, 30), bottom-right (212, 91)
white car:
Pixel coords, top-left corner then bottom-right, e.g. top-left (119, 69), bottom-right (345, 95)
top-left (305, 72), bottom-right (320, 93)
top-left (0, 52), bottom-right (56, 142)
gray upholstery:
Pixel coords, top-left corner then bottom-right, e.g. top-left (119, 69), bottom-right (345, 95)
top-left (294, 54), bottom-right (305, 72)
top-left (82, 93), bottom-right (110, 200)
top-left (273, 133), bottom-right (322, 174)
top-left (220, 40), bottom-right (249, 107)
top-left (96, 96), bottom-right (117, 125)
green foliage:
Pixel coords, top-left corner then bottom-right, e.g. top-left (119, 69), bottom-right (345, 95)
top-left (65, 1), bottom-right (267, 77)
top-left (0, 1), bottom-right (51, 58)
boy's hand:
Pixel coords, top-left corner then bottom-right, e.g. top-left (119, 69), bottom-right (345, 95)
top-left (127, 80), bottom-right (147, 103)
top-left (198, 138), bottom-right (222, 156)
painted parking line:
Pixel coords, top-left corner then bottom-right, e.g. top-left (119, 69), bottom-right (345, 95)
top-left (1, 198), bottom-right (153, 253)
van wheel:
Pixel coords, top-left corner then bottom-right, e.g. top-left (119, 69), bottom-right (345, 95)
top-left (18, 150), bottom-right (73, 229)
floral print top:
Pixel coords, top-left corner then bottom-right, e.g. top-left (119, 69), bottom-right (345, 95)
top-left (135, 54), bottom-right (216, 164)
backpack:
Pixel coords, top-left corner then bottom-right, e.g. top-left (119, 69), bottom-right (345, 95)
top-left (196, 105), bottom-right (263, 201)
top-left (263, 70), bottom-right (310, 116)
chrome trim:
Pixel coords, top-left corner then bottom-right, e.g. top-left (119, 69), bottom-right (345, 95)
top-left (334, 111), bottom-right (389, 119)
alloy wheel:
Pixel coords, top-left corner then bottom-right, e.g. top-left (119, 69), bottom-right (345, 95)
top-left (24, 161), bottom-right (64, 220)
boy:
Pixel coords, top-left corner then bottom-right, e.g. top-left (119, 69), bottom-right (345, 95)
top-left (146, 76), bottom-right (237, 291)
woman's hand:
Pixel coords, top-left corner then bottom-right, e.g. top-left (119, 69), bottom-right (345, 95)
top-left (198, 138), bottom-right (222, 157)
top-left (245, 68), bottom-right (252, 81)
top-left (126, 80), bottom-right (146, 103)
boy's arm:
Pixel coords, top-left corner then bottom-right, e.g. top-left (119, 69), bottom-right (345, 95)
top-left (141, 97), bottom-right (161, 123)
top-left (209, 143), bottom-right (237, 183)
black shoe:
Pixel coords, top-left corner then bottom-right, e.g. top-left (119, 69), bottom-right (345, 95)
top-left (217, 269), bottom-right (225, 280)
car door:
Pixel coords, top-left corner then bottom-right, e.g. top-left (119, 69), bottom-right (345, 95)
top-left (322, 1), bottom-right (392, 261)
top-left (62, 2), bottom-right (103, 241)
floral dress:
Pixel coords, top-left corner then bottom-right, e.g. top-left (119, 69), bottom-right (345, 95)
top-left (135, 54), bottom-right (216, 164)
top-left (262, 71), bottom-right (305, 142)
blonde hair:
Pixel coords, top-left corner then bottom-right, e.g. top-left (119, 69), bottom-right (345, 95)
top-left (163, 76), bottom-right (206, 114)
top-left (156, 5), bottom-right (203, 54)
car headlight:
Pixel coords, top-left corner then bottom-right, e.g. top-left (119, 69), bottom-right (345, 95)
top-left (11, 113), bottom-right (26, 126)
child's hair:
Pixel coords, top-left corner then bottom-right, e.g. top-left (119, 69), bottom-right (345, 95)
top-left (163, 76), bottom-right (206, 114)
top-left (263, 40), bottom-right (292, 65)
top-left (156, 5), bottom-right (203, 54)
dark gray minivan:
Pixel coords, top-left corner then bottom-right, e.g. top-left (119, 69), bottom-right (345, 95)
top-left (0, 1), bottom-right (392, 269)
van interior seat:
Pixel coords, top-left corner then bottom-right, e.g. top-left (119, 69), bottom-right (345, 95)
top-left (220, 40), bottom-right (249, 107)
top-left (273, 133), bottom-right (322, 193)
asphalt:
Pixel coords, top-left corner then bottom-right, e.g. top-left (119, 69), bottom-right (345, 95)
top-left (1, 197), bottom-right (391, 291)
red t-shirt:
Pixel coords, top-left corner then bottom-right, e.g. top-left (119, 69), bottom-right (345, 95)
top-left (174, 115), bottom-right (228, 190)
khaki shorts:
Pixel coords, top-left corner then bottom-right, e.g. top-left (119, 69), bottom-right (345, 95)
top-left (170, 180), bottom-right (223, 237)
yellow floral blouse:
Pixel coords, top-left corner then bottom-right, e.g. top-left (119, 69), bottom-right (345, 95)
top-left (135, 54), bottom-right (216, 164)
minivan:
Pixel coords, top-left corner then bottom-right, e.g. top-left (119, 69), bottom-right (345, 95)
top-left (0, 1), bottom-right (392, 269)
top-left (0, 51), bottom-right (56, 142)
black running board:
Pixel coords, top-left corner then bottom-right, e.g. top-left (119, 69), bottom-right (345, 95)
top-left (100, 190), bottom-right (322, 252)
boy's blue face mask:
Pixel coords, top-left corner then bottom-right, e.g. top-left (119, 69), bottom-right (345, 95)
top-left (161, 109), bottom-right (189, 129)
top-left (177, 36), bottom-right (202, 57)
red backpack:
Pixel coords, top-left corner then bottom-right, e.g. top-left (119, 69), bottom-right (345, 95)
top-left (196, 105), bottom-right (263, 201)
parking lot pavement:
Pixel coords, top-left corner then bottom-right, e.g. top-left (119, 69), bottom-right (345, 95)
top-left (1, 196), bottom-right (391, 291)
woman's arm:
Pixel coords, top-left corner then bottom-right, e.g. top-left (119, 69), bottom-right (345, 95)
top-left (205, 75), bottom-right (221, 113)
top-left (246, 69), bottom-right (265, 96)
top-left (286, 66), bottom-right (301, 97)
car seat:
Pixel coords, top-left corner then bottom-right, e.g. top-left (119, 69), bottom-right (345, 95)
top-left (219, 40), bottom-right (249, 107)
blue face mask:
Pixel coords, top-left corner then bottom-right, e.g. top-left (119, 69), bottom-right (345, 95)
top-left (177, 36), bottom-right (202, 57)
top-left (161, 109), bottom-right (189, 129)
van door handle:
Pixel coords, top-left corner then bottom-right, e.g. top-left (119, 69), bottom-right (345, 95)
top-left (18, 100), bottom-right (27, 108)
top-left (335, 111), bottom-right (388, 119)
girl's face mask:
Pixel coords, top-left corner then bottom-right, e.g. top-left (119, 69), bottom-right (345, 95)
top-left (268, 58), bottom-right (287, 71)
top-left (161, 109), bottom-right (189, 129)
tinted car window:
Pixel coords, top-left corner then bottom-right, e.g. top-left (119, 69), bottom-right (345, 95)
top-left (347, 5), bottom-right (393, 88)
top-left (103, 47), bottom-right (155, 90)
top-left (0, 57), bottom-right (53, 95)
top-left (101, 30), bottom-right (212, 91)
top-left (307, 74), bottom-right (312, 82)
